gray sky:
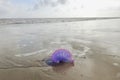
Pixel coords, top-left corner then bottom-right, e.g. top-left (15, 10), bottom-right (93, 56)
top-left (0, 0), bottom-right (120, 18)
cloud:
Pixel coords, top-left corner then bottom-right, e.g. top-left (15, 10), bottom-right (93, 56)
top-left (0, 0), bottom-right (13, 17)
top-left (33, 0), bottom-right (67, 9)
top-left (0, 0), bottom-right (120, 18)
top-left (57, 0), bottom-right (67, 5)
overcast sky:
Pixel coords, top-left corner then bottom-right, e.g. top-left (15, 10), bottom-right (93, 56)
top-left (0, 0), bottom-right (120, 18)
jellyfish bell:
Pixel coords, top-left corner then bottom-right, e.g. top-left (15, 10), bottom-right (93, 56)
top-left (46, 49), bottom-right (74, 66)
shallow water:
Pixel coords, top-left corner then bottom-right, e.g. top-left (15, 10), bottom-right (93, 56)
top-left (0, 19), bottom-right (120, 80)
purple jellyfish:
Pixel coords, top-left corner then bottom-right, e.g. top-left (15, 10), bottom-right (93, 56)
top-left (46, 49), bottom-right (74, 66)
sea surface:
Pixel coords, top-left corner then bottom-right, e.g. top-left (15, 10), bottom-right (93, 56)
top-left (0, 18), bottom-right (120, 80)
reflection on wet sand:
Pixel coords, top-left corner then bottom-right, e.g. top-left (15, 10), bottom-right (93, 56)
top-left (52, 63), bottom-right (74, 73)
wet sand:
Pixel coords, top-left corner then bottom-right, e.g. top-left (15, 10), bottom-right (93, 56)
top-left (0, 19), bottom-right (120, 80)
top-left (0, 53), bottom-right (120, 80)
